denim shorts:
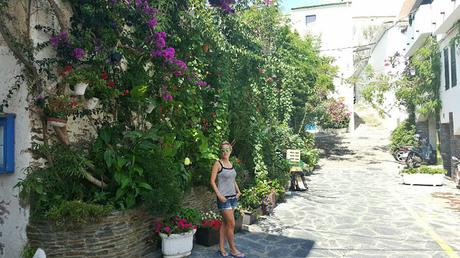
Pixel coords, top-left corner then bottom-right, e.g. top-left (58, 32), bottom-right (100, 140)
top-left (217, 196), bottom-right (238, 210)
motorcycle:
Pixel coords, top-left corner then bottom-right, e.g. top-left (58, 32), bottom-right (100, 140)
top-left (452, 156), bottom-right (460, 189)
top-left (392, 145), bottom-right (412, 163)
top-left (405, 135), bottom-right (436, 168)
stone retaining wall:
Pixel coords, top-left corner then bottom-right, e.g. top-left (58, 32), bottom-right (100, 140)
top-left (27, 209), bottom-right (157, 258)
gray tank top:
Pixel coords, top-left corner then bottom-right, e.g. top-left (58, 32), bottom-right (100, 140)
top-left (217, 160), bottom-right (237, 197)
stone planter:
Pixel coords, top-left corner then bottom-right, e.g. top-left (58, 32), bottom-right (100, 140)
top-left (26, 209), bottom-right (156, 258)
top-left (74, 82), bottom-right (88, 96)
top-left (47, 117), bottom-right (67, 127)
top-left (402, 173), bottom-right (444, 186)
top-left (234, 215), bottom-right (243, 233)
top-left (242, 208), bottom-right (262, 225)
top-left (195, 227), bottom-right (220, 246)
top-left (160, 230), bottom-right (195, 258)
top-left (261, 191), bottom-right (276, 215)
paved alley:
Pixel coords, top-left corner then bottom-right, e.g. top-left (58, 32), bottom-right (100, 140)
top-left (191, 124), bottom-right (460, 258)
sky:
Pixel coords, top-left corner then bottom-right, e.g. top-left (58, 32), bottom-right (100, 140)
top-left (279, 0), bottom-right (405, 16)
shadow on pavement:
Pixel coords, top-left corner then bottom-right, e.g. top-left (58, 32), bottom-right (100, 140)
top-left (190, 231), bottom-right (315, 258)
top-left (314, 133), bottom-right (355, 159)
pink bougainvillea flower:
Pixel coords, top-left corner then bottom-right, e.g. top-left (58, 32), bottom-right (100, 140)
top-left (147, 18), bottom-right (158, 28)
top-left (73, 48), bottom-right (85, 59)
top-left (163, 48), bottom-right (175, 60)
top-left (50, 36), bottom-right (59, 47)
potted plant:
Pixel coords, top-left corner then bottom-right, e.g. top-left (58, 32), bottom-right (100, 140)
top-left (156, 215), bottom-right (197, 258)
top-left (64, 67), bottom-right (97, 96)
top-left (44, 95), bottom-right (82, 127)
top-left (195, 210), bottom-right (222, 246)
top-left (239, 187), bottom-right (262, 225)
top-left (401, 165), bottom-right (446, 186)
top-left (234, 208), bottom-right (243, 233)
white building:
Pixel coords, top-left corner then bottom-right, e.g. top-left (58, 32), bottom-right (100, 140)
top-left (290, 0), bottom-right (406, 131)
top-left (290, 1), bottom-right (355, 131)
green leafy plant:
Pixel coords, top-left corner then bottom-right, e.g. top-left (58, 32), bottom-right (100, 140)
top-left (401, 166), bottom-right (446, 174)
top-left (390, 120), bottom-right (417, 152)
top-left (47, 200), bottom-right (113, 229)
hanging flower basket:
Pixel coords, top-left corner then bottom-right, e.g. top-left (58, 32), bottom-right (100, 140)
top-left (86, 97), bottom-right (99, 110)
top-left (159, 230), bottom-right (195, 258)
top-left (74, 82), bottom-right (88, 95)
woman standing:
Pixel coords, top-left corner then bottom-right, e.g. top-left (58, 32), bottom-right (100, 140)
top-left (210, 141), bottom-right (245, 258)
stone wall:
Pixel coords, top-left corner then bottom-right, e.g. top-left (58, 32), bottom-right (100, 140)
top-left (27, 210), bottom-right (157, 258)
top-left (182, 186), bottom-right (217, 212)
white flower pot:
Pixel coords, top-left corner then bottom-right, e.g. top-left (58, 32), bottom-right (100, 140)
top-left (146, 103), bottom-right (155, 114)
top-left (47, 117), bottom-right (67, 127)
top-left (402, 173), bottom-right (444, 186)
top-left (74, 82), bottom-right (88, 95)
top-left (160, 230), bottom-right (195, 258)
top-left (86, 97), bottom-right (99, 110)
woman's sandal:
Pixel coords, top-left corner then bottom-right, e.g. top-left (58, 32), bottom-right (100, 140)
top-left (216, 250), bottom-right (229, 257)
top-left (230, 252), bottom-right (245, 258)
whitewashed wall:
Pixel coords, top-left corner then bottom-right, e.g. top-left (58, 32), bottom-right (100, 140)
top-left (290, 3), bottom-right (355, 130)
top-left (0, 46), bottom-right (32, 258)
top-left (439, 30), bottom-right (460, 135)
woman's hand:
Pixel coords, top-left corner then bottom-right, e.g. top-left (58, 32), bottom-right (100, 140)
top-left (236, 192), bottom-right (241, 199)
top-left (217, 194), bottom-right (227, 203)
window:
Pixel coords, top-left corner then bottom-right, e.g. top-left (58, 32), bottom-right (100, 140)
top-left (444, 48), bottom-right (450, 90)
top-left (305, 15), bottom-right (316, 25)
top-left (451, 43), bottom-right (457, 87)
top-left (0, 114), bottom-right (15, 174)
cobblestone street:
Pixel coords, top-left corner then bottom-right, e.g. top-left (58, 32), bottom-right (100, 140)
top-left (190, 125), bottom-right (460, 258)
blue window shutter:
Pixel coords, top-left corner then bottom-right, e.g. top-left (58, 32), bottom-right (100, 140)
top-left (5, 114), bottom-right (15, 173)
top-left (0, 114), bottom-right (15, 174)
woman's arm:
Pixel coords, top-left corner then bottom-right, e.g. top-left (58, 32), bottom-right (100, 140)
top-left (210, 161), bottom-right (227, 202)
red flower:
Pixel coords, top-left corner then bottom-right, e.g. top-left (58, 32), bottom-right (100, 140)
top-left (107, 81), bottom-right (115, 88)
top-left (65, 65), bottom-right (73, 73)
top-left (101, 71), bottom-right (108, 80)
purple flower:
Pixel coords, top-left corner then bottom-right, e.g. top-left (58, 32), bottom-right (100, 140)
top-left (163, 93), bottom-right (173, 101)
top-left (154, 32), bottom-right (166, 49)
top-left (147, 18), bottom-right (158, 28)
top-left (150, 50), bottom-right (163, 57)
top-left (135, 0), bottom-right (142, 7)
top-left (163, 48), bottom-right (175, 60)
top-left (59, 31), bottom-right (68, 41)
top-left (50, 36), bottom-right (59, 47)
top-left (73, 48), bottom-right (85, 59)
top-left (174, 59), bottom-right (188, 72)
top-left (195, 81), bottom-right (208, 87)
top-left (144, 6), bottom-right (157, 16)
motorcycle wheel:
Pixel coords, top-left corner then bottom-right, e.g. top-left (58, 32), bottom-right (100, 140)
top-left (394, 150), bottom-right (408, 163)
top-left (406, 152), bottom-right (422, 168)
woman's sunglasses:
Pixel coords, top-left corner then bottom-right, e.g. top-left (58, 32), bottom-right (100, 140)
top-left (221, 146), bottom-right (232, 153)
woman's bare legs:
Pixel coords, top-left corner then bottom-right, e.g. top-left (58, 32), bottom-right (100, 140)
top-left (219, 215), bottom-right (227, 255)
top-left (221, 209), bottom-right (242, 255)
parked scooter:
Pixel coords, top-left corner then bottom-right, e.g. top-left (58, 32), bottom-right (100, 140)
top-left (452, 156), bottom-right (460, 189)
top-left (405, 135), bottom-right (436, 168)
top-left (392, 145), bottom-right (412, 163)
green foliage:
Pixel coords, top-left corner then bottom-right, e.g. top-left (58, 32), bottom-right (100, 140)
top-left (21, 244), bottom-right (35, 258)
top-left (390, 120), bottom-right (417, 152)
top-left (179, 208), bottom-right (202, 226)
top-left (401, 166), bottom-right (446, 174)
top-left (47, 201), bottom-right (113, 229)
top-left (354, 36), bottom-right (440, 117)
top-left (15, 0), bottom-right (333, 222)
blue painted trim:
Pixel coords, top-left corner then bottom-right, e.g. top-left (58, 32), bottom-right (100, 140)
top-left (0, 114), bottom-right (15, 174)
